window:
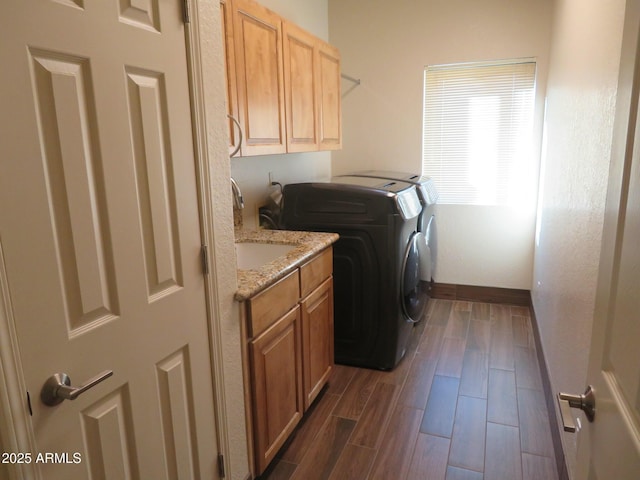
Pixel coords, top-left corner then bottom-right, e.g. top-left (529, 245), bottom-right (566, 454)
top-left (422, 60), bottom-right (536, 206)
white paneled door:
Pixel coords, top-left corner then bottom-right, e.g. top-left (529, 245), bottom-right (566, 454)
top-left (575, 2), bottom-right (640, 478)
top-left (0, 1), bottom-right (219, 479)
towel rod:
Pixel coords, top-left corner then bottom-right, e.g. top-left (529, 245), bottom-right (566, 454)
top-left (341, 73), bottom-right (361, 85)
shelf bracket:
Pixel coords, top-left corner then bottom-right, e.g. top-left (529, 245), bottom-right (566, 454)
top-left (341, 73), bottom-right (361, 85)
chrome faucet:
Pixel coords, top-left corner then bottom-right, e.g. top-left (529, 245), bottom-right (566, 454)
top-left (230, 177), bottom-right (244, 209)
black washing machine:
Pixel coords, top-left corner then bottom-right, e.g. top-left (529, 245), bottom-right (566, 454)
top-left (342, 171), bottom-right (439, 300)
top-left (281, 176), bottom-right (425, 370)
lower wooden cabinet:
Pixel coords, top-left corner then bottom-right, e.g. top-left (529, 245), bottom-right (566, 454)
top-left (249, 305), bottom-right (303, 473)
top-left (244, 247), bottom-right (334, 475)
top-left (300, 277), bottom-right (334, 409)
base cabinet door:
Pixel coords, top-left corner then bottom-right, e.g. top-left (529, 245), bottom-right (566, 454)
top-left (300, 277), bottom-right (334, 409)
top-left (249, 305), bottom-right (303, 473)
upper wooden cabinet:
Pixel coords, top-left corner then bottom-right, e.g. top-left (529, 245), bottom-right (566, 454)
top-left (283, 22), bottom-right (318, 152)
top-left (232, 0), bottom-right (287, 156)
top-left (223, 0), bottom-right (341, 156)
top-left (317, 41), bottom-right (342, 150)
top-left (220, 0), bottom-right (242, 156)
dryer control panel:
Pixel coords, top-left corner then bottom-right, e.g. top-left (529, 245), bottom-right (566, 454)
top-left (395, 189), bottom-right (422, 220)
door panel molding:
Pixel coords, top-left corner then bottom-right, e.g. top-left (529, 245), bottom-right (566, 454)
top-left (156, 347), bottom-right (199, 479)
top-left (81, 385), bottom-right (139, 479)
top-left (118, 0), bottom-right (161, 33)
top-left (125, 67), bottom-right (184, 301)
top-left (29, 48), bottom-right (120, 336)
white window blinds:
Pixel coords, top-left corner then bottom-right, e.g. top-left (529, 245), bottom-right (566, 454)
top-left (422, 60), bottom-right (536, 206)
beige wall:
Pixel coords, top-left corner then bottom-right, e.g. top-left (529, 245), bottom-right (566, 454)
top-left (328, 0), bottom-right (553, 289)
top-left (532, 0), bottom-right (626, 476)
top-left (196, 2), bottom-right (249, 479)
top-left (230, 0), bottom-right (332, 230)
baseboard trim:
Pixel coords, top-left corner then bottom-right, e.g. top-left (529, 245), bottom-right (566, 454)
top-left (528, 294), bottom-right (569, 480)
top-left (432, 282), bottom-right (530, 306)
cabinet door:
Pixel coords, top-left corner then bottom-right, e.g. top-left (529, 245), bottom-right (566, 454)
top-left (233, 0), bottom-right (286, 156)
top-left (220, 0), bottom-right (241, 156)
top-left (317, 41), bottom-right (342, 150)
top-left (300, 277), bottom-right (334, 409)
top-left (283, 22), bottom-right (318, 152)
top-left (250, 305), bottom-right (303, 473)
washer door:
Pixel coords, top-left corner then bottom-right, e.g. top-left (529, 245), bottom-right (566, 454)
top-left (401, 231), bottom-right (428, 322)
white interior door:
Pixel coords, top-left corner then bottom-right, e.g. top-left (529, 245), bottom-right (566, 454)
top-left (0, 1), bottom-right (219, 479)
top-left (575, 2), bottom-right (640, 478)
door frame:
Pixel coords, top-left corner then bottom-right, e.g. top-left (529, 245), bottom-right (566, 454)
top-left (0, 242), bottom-right (38, 480)
top-left (0, 1), bottom-right (236, 478)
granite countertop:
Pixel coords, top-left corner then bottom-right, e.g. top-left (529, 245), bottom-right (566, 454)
top-left (234, 229), bottom-right (339, 301)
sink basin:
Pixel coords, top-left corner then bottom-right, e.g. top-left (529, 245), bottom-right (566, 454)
top-left (235, 242), bottom-right (296, 270)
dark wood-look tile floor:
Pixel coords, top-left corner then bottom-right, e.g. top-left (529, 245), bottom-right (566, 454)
top-left (259, 299), bottom-right (559, 480)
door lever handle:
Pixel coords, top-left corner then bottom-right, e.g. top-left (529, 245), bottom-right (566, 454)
top-left (41, 370), bottom-right (113, 406)
top-left (557, 385), bottom-right (596, 432)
